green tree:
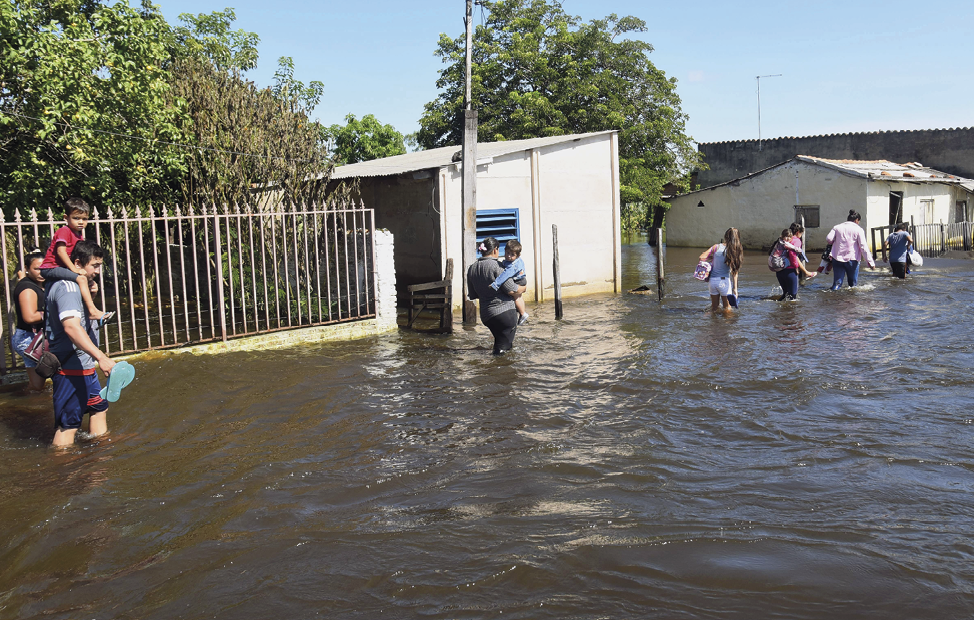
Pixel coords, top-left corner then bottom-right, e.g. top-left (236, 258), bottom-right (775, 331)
top-left (323, 114), bottom-right (406, 165)
top-left (417, 0), bottom-right (702, 214)
top-left (0, 0), bottom-right (186, 216)
top-left (171, 7), bottom-right (259, 73)
top-left (169, 55), bottom-right (331, 208)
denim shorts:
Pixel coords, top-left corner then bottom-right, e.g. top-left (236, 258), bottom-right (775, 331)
top-left (708, 276), bottom-right (733, 297)
top-left (11, 328), bottom-right (38, 368)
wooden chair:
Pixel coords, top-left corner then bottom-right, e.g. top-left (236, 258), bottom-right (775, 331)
top-left (406, 258), bottom-right (454, 333)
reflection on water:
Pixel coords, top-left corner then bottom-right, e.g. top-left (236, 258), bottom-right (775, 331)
top-left (2, 242), bottom-right (974, 618)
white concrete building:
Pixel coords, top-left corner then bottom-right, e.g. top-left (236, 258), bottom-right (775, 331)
top-left (667, 156), bottom-right (974, 250)
top-left (330, 131), bottom-right (622, 306)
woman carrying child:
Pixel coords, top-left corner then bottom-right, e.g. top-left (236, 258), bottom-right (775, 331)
top-left (774, 229), bottom-right (818, 300)
top-left (699, 227), bottom-right (743, 312)
top-left (467, 237), bottom-right (527, 355)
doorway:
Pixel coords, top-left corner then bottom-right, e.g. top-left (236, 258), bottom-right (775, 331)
top-left (888, 192), bottom-right (903, 225)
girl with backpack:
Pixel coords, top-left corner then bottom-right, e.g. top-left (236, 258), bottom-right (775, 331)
top-left (771, 229), bottom-right (817, 300)
top-left (699, 227), bottom-right (743, 311)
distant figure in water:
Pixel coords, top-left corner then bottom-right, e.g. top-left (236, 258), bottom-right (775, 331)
top-left (699, 227), bottom-right (742, 312)
top-left (774, 229), bottom-right (817, 300)
top-left (790, 222), bottom-right (809, 286)
top-left (883, 223), bottom-right (914, 279)
top-left (467, 236), bottom-right (527, 355)
top-left (826, 209), bottom-right (875, 290)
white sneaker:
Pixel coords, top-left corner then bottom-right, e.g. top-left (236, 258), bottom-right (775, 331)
top-left (517, 313), bottom-right (529, 325)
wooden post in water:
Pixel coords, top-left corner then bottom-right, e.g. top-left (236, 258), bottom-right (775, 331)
top-left (552, 224), bottom-right (563, 319)
top-left (656, 228), bottom-right (665, 301)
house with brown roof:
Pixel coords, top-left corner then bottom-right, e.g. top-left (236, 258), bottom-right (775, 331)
top-left (666, 156), bottom-right (974, 251)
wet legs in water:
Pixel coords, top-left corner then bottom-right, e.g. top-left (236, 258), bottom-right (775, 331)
top-left (776, 269), bottom-right (799, 300)
top-left (831, 260), bottom-right (860, 290)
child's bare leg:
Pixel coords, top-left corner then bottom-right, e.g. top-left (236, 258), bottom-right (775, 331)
top-left (514, 296), bottom-right (526, 318)
top-left (76, 274), bottom-right (105, 319)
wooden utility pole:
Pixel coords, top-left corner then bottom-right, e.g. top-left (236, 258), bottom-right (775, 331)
top-left (461, 0), bottom-right (479, 325)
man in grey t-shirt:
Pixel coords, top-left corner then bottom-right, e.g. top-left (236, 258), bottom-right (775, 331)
top-left (47, 240), bottom-right (117, 447)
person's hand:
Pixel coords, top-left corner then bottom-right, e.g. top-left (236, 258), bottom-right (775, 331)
top-left (89, 280), bottom-right (99, 295)
top-left (100, 357), bottom-right (116, 378)
top-left (806, 272), bottom-right (817, 279)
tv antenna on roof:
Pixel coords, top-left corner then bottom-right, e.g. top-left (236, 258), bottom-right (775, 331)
top-left (757, 74), bottom-right (782, 151)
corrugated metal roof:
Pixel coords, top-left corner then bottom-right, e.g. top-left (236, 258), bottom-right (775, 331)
top-left (795, 155), bottom-right (970, 181)
top-left (330, 131), bottom-right (614, 180)
top-left (676, 156), bottom-right (974, 197)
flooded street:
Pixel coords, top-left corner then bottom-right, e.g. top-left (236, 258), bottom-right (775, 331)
top-left (3, 240), bottom-right (974, 619)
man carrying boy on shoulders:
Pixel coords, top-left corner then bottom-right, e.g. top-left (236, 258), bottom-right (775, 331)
top-left (47, 239), bottom-right (116, 447)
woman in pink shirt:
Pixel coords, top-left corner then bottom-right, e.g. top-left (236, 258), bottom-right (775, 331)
top-left (826, 210), bottom-right (876, 290)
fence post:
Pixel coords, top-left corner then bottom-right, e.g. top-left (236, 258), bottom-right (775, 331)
top-left (552, 224), bottom-right (563, 320)
top-left (214, 205), bottom-right (227, 342)
top-left (941, 222), bottom-right (946, 254)
top-left (656, 228), bottom-right (665, 301)
top-left (1, 209), bottom-right (11, 374)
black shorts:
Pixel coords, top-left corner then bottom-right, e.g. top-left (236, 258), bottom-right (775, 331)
top-left (513, 276), bottom-right (527, 286)
top-left (891, 261), bottom-right (907, 279)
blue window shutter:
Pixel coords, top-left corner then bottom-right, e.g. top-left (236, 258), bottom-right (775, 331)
top-left (476, 209), bottom-right (520, 245)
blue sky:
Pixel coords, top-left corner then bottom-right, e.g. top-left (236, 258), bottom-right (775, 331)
top-left (156, 0), bottom-right (974, 145)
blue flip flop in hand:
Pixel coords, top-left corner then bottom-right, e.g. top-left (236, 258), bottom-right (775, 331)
top-left (100, 361), bottom-right (135, 403)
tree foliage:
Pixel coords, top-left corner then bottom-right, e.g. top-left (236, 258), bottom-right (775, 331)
top-left (0, 2), bottom-right (331, 217)
top-left (417, 0), bottom-right (703, 214)
top-left (169, 55), bottom-right (330, 208)
top-left (323, 114), bottom-right (406, 165)
top-left (0, 0), bottom-right (185, 215)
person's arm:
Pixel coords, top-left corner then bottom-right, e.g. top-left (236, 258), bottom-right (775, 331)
top-left (732, 272), bottom-right (738, 296)
top-left (826, 227), bottom-right (837, 245)
top-left (698, 245), bottom-right (717, 262)
top-left (467, 265), bottom-right (479, 300)
top-left (62, 316), bottom-right (115, 376)
top-left (490, 261), bottom-right (524, 290)
top-left (17, 289), bottom-right (43, 324)
top-left (858, 229), bottom-right (876, 268)
top-left (507, 284), bottom-right (527, 299)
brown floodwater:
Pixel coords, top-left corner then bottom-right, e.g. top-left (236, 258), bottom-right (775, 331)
top-left (2, 240), bottom-right (974, 619)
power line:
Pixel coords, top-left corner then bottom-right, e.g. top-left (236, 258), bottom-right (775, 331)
top-left (1, 110), bottom-right (322, 163)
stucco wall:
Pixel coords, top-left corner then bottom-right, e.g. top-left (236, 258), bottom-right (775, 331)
top-left (441, 133), bottom-right (620, 304)
top-left (667, 160), bottom-right (868, 250)
top-left (697, 128), bottom-right (974, 188)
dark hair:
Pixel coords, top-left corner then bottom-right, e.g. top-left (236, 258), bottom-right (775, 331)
top-left (25, 251), bottom-right (44, 266)
top-left (847, 209), bottom-right (861, 222)
top-left (505, 239), bottom-right (522, 256)
top-left (722, 228), bottom-right (743, 274)
top-left (780, 228), bottom-right (793, 239)
top-left (790, 222), bottom-right (805, 235)
top-left (894, 222), bottom-right (908, 232)
top-left (70, 239), bottom-right (104, 266)
top-left (63, 196), bottom-right (90, 217)
top-left (481, 236), bottom-right (500, 256)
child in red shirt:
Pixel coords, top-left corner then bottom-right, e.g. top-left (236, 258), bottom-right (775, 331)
top-left (40, 197), bottom-right (107, 320)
